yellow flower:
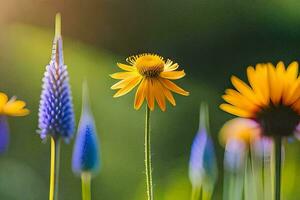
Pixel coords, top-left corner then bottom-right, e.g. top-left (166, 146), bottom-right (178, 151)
top-left (110, 53), bottom-right (189, 111)
top-left (220, 61), bottom-right (300, 137)
top-left (219, 118), bottom-right (261, 145)
top-left (0, 92), bottom-right (29, 116)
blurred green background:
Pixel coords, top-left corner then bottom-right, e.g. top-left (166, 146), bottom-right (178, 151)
top-left (1, 0), bottom-right (300, 199)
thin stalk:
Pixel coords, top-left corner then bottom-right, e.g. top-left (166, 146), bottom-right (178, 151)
top-left (274, 137), bottom-right (282, 200)
top-left (202, 189), bottom-right (211, 200)
top-left (81, 172), bottom-right (92, 200)
top-left (49, 137), bottom-right (61, 200)
top-left (191, 186), bottom-right (201, 200)
top-left (145, 106), bottom-right (153, 200)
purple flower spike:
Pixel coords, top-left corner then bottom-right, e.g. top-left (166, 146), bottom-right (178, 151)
top-left (0, 116), bottom-right (9, 153)
top-left (189, 103), bottom-right (218, 190)
top-left (72, 81), bottom-right (100, 175)
top-left (38, 14), bottom-right (75, 142)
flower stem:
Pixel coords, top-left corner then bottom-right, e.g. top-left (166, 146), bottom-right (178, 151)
top-left (49, 137), bottom-right (61, 200)
top-left (274, 137), bottom-right (282, 200)
top-left (191, 186), bottom-right (201, 200)
top-left (81, 172), bottom-right (92, 200)
top-left (145, 106), bottom-right (153, 200)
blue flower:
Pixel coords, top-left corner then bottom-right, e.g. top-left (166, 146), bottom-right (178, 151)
top-left (0, 116), bottom-right (9, 153)
top-left (38, 14), bottom-right (75, 142)
top-left (72, 81), bottom-right (100, 175)
top-left (189, 103), bottom-right (218, 190)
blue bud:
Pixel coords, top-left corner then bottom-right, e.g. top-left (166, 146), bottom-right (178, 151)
top-left (72, 81), bottom-right (100, 175)
top-left (189, 103), bottom-right (218, 189)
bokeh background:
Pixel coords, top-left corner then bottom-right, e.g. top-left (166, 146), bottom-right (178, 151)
top-left (0, 0), bottom-right (300, 199)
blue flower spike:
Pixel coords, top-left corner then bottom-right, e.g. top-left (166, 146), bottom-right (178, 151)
top-left (189, 102), bottom-right (218, 200)
top-left (72, 81), bottom-right (100, 200)
top-left (38, 13), bottom-right (75, 142)
top-left (38, 13), bottom-right (75, 200)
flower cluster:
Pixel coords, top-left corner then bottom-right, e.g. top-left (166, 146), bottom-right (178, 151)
top-left (38, 14), bottom-right (75, 141)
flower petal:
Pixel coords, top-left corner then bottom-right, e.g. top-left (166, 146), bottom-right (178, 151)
top-left (113, 76), bottom-right (142, 98)
top-left (164, 63), bottom-right (179, 71)
top-left (267, 64), bottom-right (279, 104)
top-left (220, 104), bottom-right (253, 118)
top-left (159, 78), bottom-right (189, 96)
top-left (286, 61), bottom-right (298, 81)
top-left (134, 79), bottom-right (146, 110)
top-left (231, 76), bottom-right (261, 105)
top-left (146, 79), bottom-right (155, 111)
top-left (3, 100), bottom-right (30, 116)
top-left (222, 93), bottom-right (259, 112)
top-left (110, 71), bottom-right (137, 80)
top-left (283, 61), bottom-right (298, 103)
top-left (247, 65), bottom-right (269, 105)
top-left (111, 75), bottom-right (140, 90)
top-left (0, 93), bottom-right (8, 112)
top-left (286, 79), bottom-right (300, 104)
top-left (117, 63), bottom-right (135, 71)
top-left (153, 79), bottom-right (166, 111)
top-left (160, 70), bottom-right (185, 80)
top-left (161, 84), bottom-right (176, 106)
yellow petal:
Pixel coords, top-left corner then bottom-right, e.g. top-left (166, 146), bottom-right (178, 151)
top-left (164, 63), bottom-right (179, 71)
top-left (146, 79), bottom-right (155, 111)
top-left (247, 66), bottom-right (268, 105)
top-left (285, 79), bottom-right (300, 104)
top-left (271, 62), bottom-right (285, 104)
top-left (110, 71), bottom-right (137, 80)
top-left (268, 63), bottom-right (281, 104)
top-left (117, 63), bottom-right (135, 71)
top-left (161, 84), bottom-right (176, 106)
top-left (134, 79), bottom-right (146, 110)
top-left (153, 79), bottom-right (166, 111)
top-left (255, 64), bottom-right (270, 105)
top-left (286, 61), bottom-right (298, 80)
top-left (220, 104), bottom-right (253, 118)
top-left (111, 75), bottom-right (140, 90)
top-left (160, 70), bottom-right (185, 80)
top-left (222, 93), bottom-right (259, 112)
top-left (283, 61), bottom-right (298, 103)
top-left (0, 93), bottom-right (8, 112)
top-left (3, 100), bottom-right (30, 116)
top-left (159, 78), bottom-right (189, 96)
top-left (231, 76), bottom-right (261, 105)
top-left (113, 76), bottom-right (142, 97)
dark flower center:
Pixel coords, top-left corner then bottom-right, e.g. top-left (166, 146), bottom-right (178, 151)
top-left (256, 104), bottom-right (300, 137)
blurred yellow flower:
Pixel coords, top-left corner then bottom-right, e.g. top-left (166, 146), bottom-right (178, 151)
top-left (220, 61), bottom-right (300, 137)
top-left (0, 92), bottom-right (29, 116)
top-left (219, 118), bottom-right (260, 145)
top-left (110, 53), bottom-right (189, 111)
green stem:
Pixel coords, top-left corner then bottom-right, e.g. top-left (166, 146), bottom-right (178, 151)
top-left (81, 172), bottom-right (92, 200)
top-left (145, 106), bottom-right (153, 200)
top-left (49, 137), bottom-right (61, 200)
top-left (191, 186), bottom-right (201, 200)
top-left (275, 137), bottom-right (282, 200)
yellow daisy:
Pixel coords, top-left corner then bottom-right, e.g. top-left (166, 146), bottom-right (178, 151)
top-left (110, 53), bottom-right (189, 111)
top-left (220, 61), bottom-right (300, 137)
top-left (0, 92), bottom-right (29, 116)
